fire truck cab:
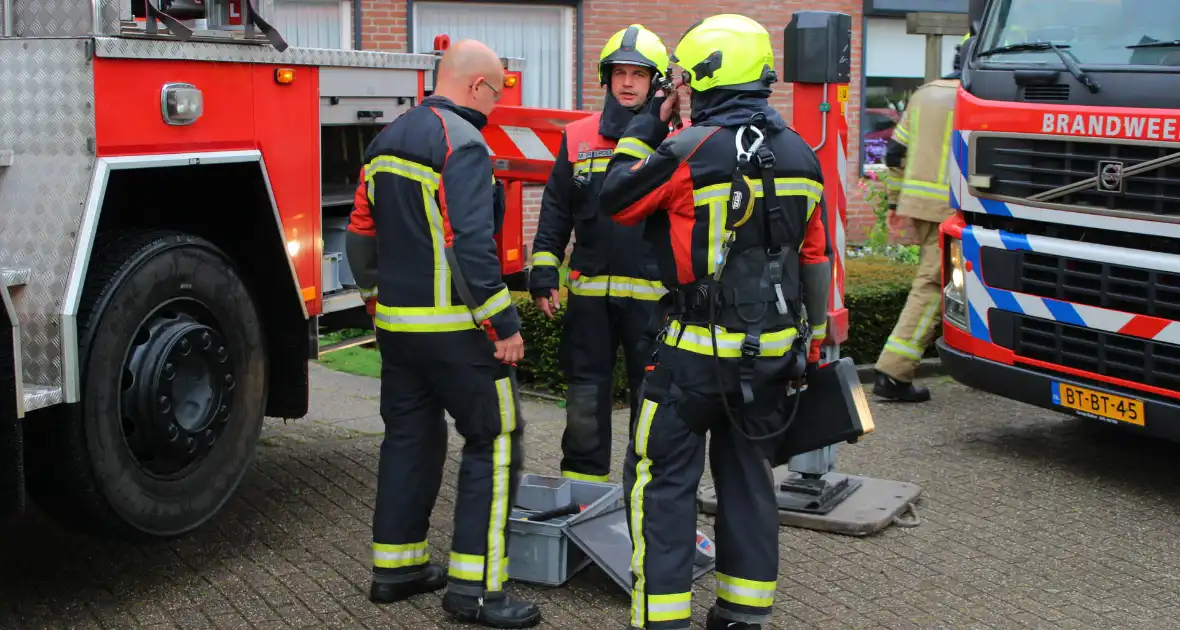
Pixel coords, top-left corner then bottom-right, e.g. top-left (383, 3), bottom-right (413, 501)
top-left (0, 0), bottom-right (581, 538)
top-left (939, 0), bottom-right (1180, 439)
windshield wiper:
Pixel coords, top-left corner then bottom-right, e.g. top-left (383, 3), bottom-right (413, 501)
top-left (977, 41), bottom-right (1101, 94)
top-left (1127, 39), bottom-right (1180, 49)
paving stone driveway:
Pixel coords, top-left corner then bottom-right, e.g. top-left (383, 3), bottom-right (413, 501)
top-left (4, 364), bottom-right (1180, 629)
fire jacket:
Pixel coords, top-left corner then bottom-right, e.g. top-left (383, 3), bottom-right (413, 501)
top-left (885, 78), bottom-right (959, 224)
top-left (598, 95), bottom-right (831, 363)
top-left (345, 95), bottom-right (519, 340)
top-left (529, 110), bottom-right (684, 302)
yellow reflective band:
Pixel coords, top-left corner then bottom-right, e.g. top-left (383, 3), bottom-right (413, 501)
top-left (708, 201), bottom-right (726, 275)
top-left (616, 137), bottom-right (655, 160)
top-left (567, 275), bottom-right (666, 300)
top-left (486, 377), bottom-right (516, 592)
top-left (532, 251), bottom-right (561, 267)
top-left (374, 304), bottom-right (476, 333)
top-left (365, 155), bottom-right (441, 191)
top-left (568, 274), bottom-right (610, 297)
top-left (884, 335), bottom-right (924, 361)
top-left (811, 322), bottom-right (828, 341)
top-left (358, 286), bottom-right (378, 301)
top-left (664, 321), bottom-right (798, 358)
top-left (423, 184), bottom-right (451, 307)
top-left (561, 470), bottom-right (611, 482)
top-left (472, 287), bottom-right (511, 323)
top-left (447, 551), bottom-right (506, 583)
top-left (629, 399), bottom-right (658, 628)
top-left (372, 541), bottom-right (429, 569)
top-left (937, 110), bottom-right (953, 185)
top-left (901, 179), bottom-right (950, 201)
top-left (608, 276), bottom-right (667, 301)
top-left (647, 592), bottom-right (692, 622)
top-left (693, 178), bottom-right (824, 206)
top-left (716, 573), bottom-right (776, 608)
top-left (893, 123), bottom-right (910, 146)
top-left (574, 157), bottom-right (611, 174)
top-left (911, 293), bottom-right (942, 347)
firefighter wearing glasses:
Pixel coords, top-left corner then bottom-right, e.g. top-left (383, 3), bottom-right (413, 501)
top-left (529, 24), bottom-right (676, 483)
top-left (346, 40), bottom-right (540, 628)
top-left (598, 14), bottom-right (830, 630)
top-left (872, 33), bottom-right (966, 403)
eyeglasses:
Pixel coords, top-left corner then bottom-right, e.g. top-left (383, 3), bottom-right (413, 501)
top-left (472, 78), bottom-right (503, 101)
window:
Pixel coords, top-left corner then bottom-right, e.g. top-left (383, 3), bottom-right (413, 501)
top-left (272, 0), bottom-right (352, 49)
top-left (862, 16), bottom-right (963, 173)
top-left (413, 2), bottom-right (574, 109)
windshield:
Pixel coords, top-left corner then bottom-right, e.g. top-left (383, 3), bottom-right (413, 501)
top-left (978, 0), bottom-right (1180, 66)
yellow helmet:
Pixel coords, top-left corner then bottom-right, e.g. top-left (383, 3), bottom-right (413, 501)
top-left (599, 24), bottom-right (670, 85)
top-left (671, 14), bottom-right (777, 93)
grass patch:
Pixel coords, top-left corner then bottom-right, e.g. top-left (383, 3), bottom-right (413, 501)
top-left (317, 346), bottom-right (381, 379)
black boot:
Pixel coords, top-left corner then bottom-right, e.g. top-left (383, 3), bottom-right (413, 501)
top-left (706, 606), bottom-right (762, 629)
top-left (441, 590), bottom-right (542, 629)
top-left (873, 370), bottom-right (931, 402)
top-left (369, 564), bottom-right (447, 604)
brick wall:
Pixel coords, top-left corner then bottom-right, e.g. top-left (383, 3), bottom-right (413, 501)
top-left (363, 0), bottom-right (876, 248)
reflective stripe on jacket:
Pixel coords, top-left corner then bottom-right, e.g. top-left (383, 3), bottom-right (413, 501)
top-left (529, 112), bottom-right (687, 301)
top-left (346, 96), bottom-right (519, 339)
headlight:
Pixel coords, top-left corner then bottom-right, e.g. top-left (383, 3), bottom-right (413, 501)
top-left (943, 238), bottom-right (969, 331)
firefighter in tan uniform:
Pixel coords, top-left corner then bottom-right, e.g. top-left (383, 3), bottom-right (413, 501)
top-left (872, 42), bottom-right (964, 403)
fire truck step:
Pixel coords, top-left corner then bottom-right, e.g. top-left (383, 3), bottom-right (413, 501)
top-left (2, 268), bottom-right (29, 288)
top-left (21, 385), bottom-right (62, 414)
top-left (0, 150), bottom-right (13, 167)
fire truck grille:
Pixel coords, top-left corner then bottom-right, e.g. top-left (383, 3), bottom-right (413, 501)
top-left (973, 136), bottom-right (1180, 216)
top-left (980, 248), bottom-right (1180, 321)
top-left (992, 311), bottom-right (1180, 391)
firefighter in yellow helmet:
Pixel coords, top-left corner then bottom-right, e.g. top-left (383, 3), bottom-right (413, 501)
top-left (872, 32), bottom-right (967, 402)
top-left (529, 25), bottom-right (679, 484)
top-left (598, 14), bottom-right (830, 630)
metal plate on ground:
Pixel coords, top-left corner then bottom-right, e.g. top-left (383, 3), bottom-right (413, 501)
top-left (698, 469), bottom-right (923, 537)
top-left (564, 508), bottom-right (715, 595)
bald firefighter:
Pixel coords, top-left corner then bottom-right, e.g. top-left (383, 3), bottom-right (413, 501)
top-left (599, 14), bottom-right (830, 630)
top-left (346, 39), bottom-right (541, 628)
top-left (872, 40), bottom-right (965, 403)
top-left (529, 25), bottom-right (676, 483)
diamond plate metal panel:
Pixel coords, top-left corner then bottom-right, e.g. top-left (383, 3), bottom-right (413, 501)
top-left (0, 38), bottom-right (96, 406)
top-left (10, 0), bottom-right (96, 36)
top-left (93, 36), bottom-right (441, 69)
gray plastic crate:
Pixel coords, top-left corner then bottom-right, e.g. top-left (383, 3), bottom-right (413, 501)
top-left (507, 474), bottom-right (624, 586)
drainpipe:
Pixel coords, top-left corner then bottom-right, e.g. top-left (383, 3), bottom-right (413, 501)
top-left (353, 0), bottom-right (363, 49)
top-left (575, 0), bottom-right (584, 109)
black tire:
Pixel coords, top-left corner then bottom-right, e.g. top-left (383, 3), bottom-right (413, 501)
top-left (26, 230), bottom-right (268, 539)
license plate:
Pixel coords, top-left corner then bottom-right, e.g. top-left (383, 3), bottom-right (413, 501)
top-left (1051, 381), bottom-right (1145, 426)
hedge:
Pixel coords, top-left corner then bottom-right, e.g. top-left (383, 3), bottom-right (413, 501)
top-left (512, 254), bottom-right (937, 396)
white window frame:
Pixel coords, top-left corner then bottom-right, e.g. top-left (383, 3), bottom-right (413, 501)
top-left (340, 1), bottom-right (354, 50)
top-left (411, 2), bottom-right (575, 110)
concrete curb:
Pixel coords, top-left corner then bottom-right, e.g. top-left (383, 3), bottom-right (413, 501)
top-left (520, 358), bottom-right (947, 401)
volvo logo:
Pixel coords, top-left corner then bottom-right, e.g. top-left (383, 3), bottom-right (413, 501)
top-left (1097, 160), bottom-right (1125, 193)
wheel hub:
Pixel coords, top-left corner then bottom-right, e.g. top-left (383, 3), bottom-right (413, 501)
top-left (122, 310), bottom-right (234, 476)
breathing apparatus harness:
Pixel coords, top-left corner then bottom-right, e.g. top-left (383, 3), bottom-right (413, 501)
top-left (664, 113), bottom-right (810, 442)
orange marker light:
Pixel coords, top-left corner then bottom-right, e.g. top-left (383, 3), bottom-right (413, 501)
top-left (275, 68), bottom-right (296, 84)
top-left (505, 75), bottom-right (518, 88)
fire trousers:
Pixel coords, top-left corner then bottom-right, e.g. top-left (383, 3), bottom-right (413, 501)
top-left (876, 219), bottom-right (942, 382)
top-left (625, 322), bottom-right (800, 629)
top-left (371, 327), bottom-right (524, 597)
top-left (559, 291), bottom-right (659, 482)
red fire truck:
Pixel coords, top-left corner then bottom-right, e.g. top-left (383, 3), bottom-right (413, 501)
top-left (0, 1), bottom-right (584, 538)
top-left (939, 0), bottom-right (1180, 438)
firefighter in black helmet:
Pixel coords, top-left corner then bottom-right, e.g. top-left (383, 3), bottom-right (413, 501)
top-left (529, 24), bottom-right (675, 483)
top-left (598, 14), bottom-right (831, 630)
